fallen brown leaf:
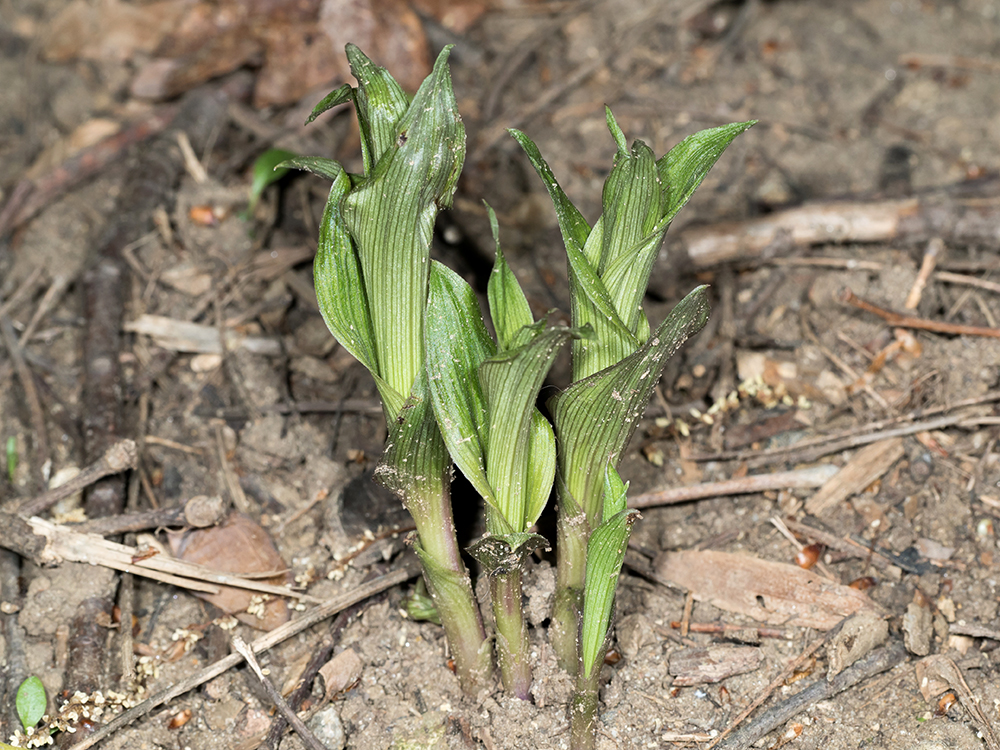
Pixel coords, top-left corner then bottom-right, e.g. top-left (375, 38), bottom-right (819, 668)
top-left (655, 549), bottom-right (879, 630)
top-left (168, 512), bottom-right (292, 630)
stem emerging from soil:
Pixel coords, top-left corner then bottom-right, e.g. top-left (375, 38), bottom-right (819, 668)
top-left (491, 568), bottom-right (531, 699)
top-left (552, 500), bottom-right (588, 672)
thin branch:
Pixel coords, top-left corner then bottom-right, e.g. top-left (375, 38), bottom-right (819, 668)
top-left (841, 287), bottom-right (1000, 338)
top-left (232, 636), bottom-right (329, 750)
top-left (628, 465), bottom-right (837, 509)
top-left (15, 439), bottom-right (138, 516)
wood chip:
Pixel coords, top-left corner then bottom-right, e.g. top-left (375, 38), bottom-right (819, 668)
top-left (655, 549), bottom-right (879, 630)
top-left (827, 611), bottom-right (888, 677)
top-left (805, 437), bottom-right (904, 517)
top-left (124, 314), bottom-right (281, 355)
top-left (669, 645), bottom-right (763, 686)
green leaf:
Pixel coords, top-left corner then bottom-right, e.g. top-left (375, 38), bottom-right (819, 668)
top-left (485, 203), bottom-right (534, 351)
top-left (480, 320), bottom-right (576, 531)
top-left (425, 261), bottom-right (495, 505)
top-left (6, 436), bottom-right (16, 482)
top-left (276, 156), bottom-right (345, 182)
top-left (249, 148), bottom-right (297, 213)
top-left (523, 410), bottom-right (556, 529)
top-left (599, 135), bottom-right (660, 275)
top-left (580, 466), bottom-right (637, 680)
top-left (565, 240), bottom-right (638, 381)
top-left (468, 533), bottom-right (548, 576)
top-left (508, 129), bottom-right (591, 253)
top-left (306, 83), bottom-right (353, 125)
top-left (551, 286), bottom-right (711, 524)
top-left (345, 44), bottom-right (410, 173)
top-left (405, 579), bottom-right (441, 624)
top-left (343, 45), bottom-right (465, 400)
top-left (16, 675), bottom-right (46, 731)
top-left (605, 106), bottom-right (628, 155)
top-left (313, 168), bottom-right (403, 412)
top-left (599, 231), bottom-right (665, 336)
top-left (376, 367), bottom-right (451, 505)
top-left (657, 120), bottom-right (756, 223)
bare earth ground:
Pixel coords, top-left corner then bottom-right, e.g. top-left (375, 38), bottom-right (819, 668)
top-left (2, 1), bottom-right (1000, 749)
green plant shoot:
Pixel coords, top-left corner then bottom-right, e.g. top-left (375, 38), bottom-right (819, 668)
top-left (424, 205), bottom-right (583, 698)
top-left (513, 114), bottom-right (754, 671)
top-left (293, 44), bottom-right (491, 694)
top-left (16, 676), bottom-right (46, 732)
top-left (6, 436), bottom-right (16, 482)
top-left (571, 466), bottom-right (638, 749)
top-left (247, 148), bottom-right (297, 214)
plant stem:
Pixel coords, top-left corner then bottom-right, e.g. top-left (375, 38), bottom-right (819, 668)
top-left (570, 680), bottom-right (599, 750)
top-left (409, 475), bottom-right (492, 695)
top-left (552, 495), bottom-right (588, 672)
top-left (491, 568), bottom-right (531, 700)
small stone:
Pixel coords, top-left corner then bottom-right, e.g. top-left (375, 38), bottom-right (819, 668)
top-left (903, 601), bottom-right (933, 656)
top-left (307, 705), bottom-right (345, 750)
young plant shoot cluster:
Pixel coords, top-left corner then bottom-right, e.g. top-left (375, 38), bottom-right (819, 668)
top-left (289, 45), bottom-right (753, 748)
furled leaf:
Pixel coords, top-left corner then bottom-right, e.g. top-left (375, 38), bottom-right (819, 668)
top-left (523, 411), bottom-right (557, 529)
top-left (306, 83), bottom-right (353, 125)
top-left (249, 148), bottom-right (297, 213)
top-left (565, 240), bottom-right (638, 381)
top-left (580, 466), bottom-right (637, 679)
top-left (276, 156), bottom-right (345, 182)
top-left (344, 44), bottom-right (410, 173)
top-left (480, 320), bottom-right (575, 530)
top-left (658, 120), bottom-right (756, 222)
top-left (313, 168), bottom-right (407, 418)
top-left (598, 135), bottom-right (660, 277)
top-left (405, 579), bottom-right (441, 624)
top-left (599, 231), bottom-right (664, 336)
top-left (425, 261), bottom-right (495, 504)
top-left (485, 203), bottom-right (533, 351)
top-left (16, 675), bottom-right (46, 731)
top-left (343, 45), bottom-right (465, 400)
top-left (551, 286), bottom-right (711, 524)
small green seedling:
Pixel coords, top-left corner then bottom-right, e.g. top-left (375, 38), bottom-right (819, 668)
top-left (5, 436), bottom-right (15, 482)
top-left (247, 148), bottom-right (298, 215)
top-left (16, 675), bottom-right (47, 733)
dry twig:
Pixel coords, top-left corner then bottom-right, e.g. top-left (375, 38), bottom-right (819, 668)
top-left (15, 439), bottom-right (138, 516)
top-left (232, 636), bottom-right (329, 750)
top-left (841, 287), bottom-right (1000, 338)
top-left (628, 464), bottom-right (837, 509)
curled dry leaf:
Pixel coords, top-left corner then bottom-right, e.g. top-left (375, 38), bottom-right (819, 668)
top-left (655, 549), bottom-right (879, 630)
top-left (168, 512), bottom-right (292, 630)
top-left (319, 648), bottom-right (363, 699)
